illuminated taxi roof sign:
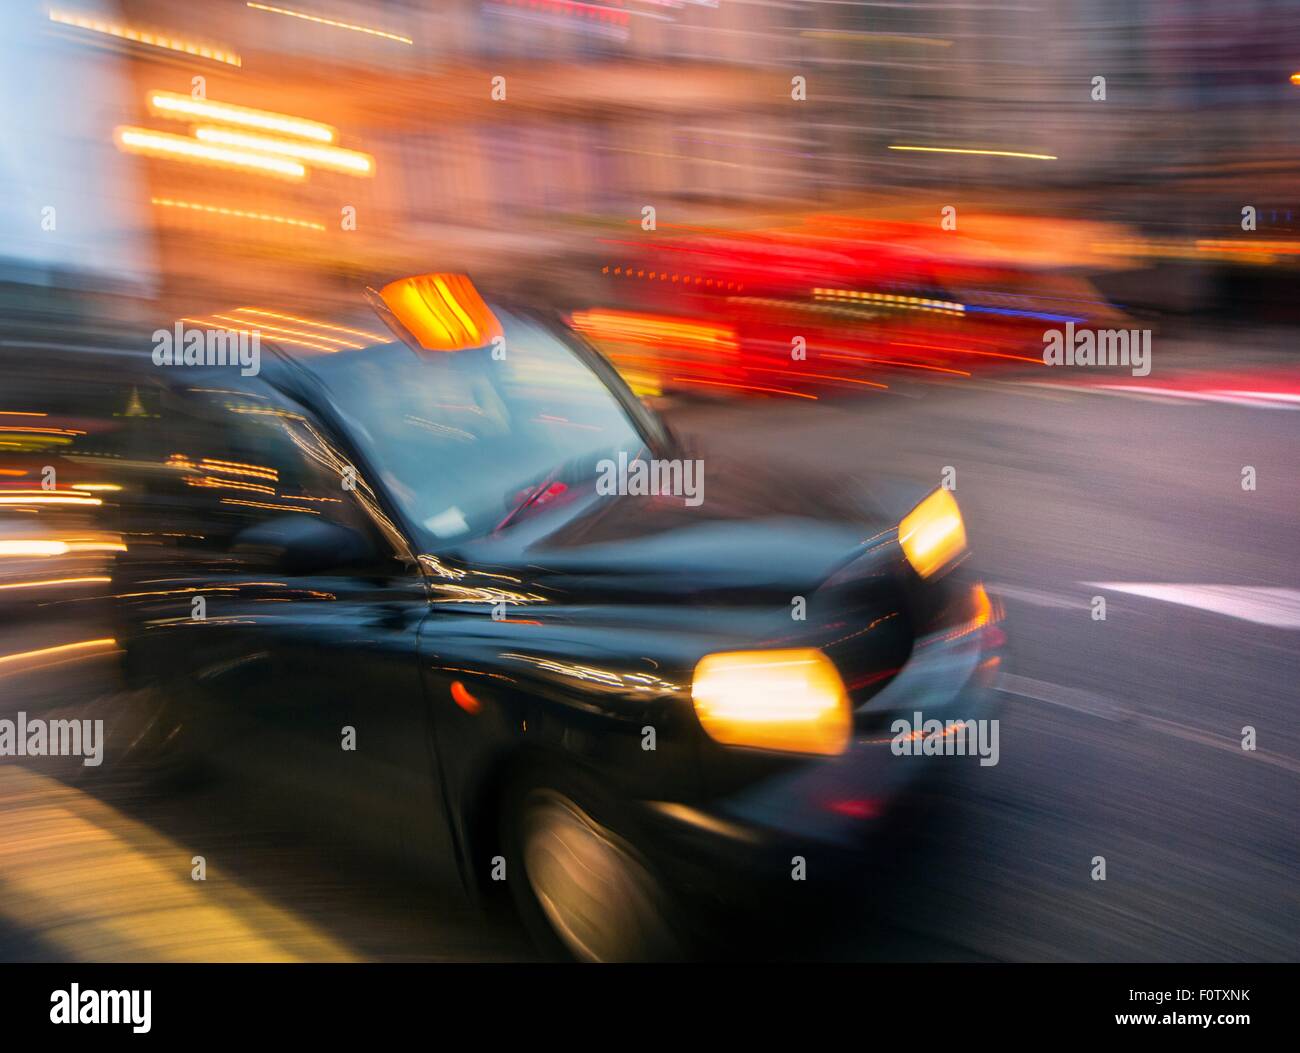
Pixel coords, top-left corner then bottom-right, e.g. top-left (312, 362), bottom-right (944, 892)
top-left (378, 273), bottom-right (503, 352)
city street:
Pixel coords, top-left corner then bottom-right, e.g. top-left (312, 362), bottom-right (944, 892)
top-left (3, 342), bottom-right (1295, 962)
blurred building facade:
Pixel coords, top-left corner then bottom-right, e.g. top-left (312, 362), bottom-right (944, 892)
top-left (10, 0), bottom-right (1296, 313)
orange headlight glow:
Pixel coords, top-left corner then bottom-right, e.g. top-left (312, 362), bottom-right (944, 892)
top-left (692, 648), bottom-right (851, 756)
top-left (899, 489), bottom-right (967, 578)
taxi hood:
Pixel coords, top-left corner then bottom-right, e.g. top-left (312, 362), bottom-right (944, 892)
top-left (442, 454), bottom-right (923, 603)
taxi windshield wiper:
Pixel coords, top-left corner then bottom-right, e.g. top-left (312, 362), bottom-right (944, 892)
top-left (493, 445), bottom-right (646, 533)
top-left (495, 469), bottom-right (561, 533)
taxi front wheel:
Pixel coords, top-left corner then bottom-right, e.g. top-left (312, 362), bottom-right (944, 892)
top-left (502, 778), bottom-right (685, 962)
top-left (101, 680), bottom-right (211, 792)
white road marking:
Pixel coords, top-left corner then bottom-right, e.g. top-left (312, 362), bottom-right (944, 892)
top-left (1215, 389), bottom-right (1300, 404)
top-left (1097, 385), bottom-right (1300, 409)
top-left (996, 672), bottom-right (1126, 720)
top-left (1086, 583), bottom-right (1300, 629)
top-left (986, 583), bottom-right (1085, 610)
top-left (1015, 381), bottom-right (1300, 409)
top-left (997, 672), bottom-right (1300, 775)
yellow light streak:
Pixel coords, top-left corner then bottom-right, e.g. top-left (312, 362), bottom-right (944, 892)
top-left (179, 317), bottom-right (338, 353)
top-left (0, 541), bottom-right (71, 557)
top-left (245, 2), bottom-right (413, 45)
top-left (888, 145), bottom-right (1057, 161)
top-left (63, 540), bottom-right (128, 553)
top-left (221, 498), bottom-right (321, 514)
top-left (199, 458), bottom-right (278, 481)
top-left (115, 127), bottom-right (307, 181)
top-left (148, 91), bottom-right (336, 143)
top-left (186, 476), bottom-right (277, 495)
top-left (48, 9), bottom-right (241, 66)
top-left (813, 288), bottom-right (966, 315)
top-left (0, 577), bottom-right (111, 591)
top-left (228, 309), bottom-right (385, 342)
top-left (0, 492), bottom-right (102, 506)
top-left (152, 198), bottom-right (325, 232)
top-left (210, 314), bottom-right (364, 350)
top-left (193, 127), bottom-right (373, 176)
top-left (0, 638), bottom-right (117, 667)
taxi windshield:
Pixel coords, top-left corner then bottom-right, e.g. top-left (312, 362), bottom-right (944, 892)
top-left (298, 310), bottom-right (649, 547)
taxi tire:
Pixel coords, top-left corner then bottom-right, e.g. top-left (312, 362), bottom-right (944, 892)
top-left (116, 679), bottom-right (212, 792)
top-left (501, 770), bottom-right (685, 962)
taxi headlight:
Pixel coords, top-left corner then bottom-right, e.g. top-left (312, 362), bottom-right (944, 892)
top-left (691, 648), bottom-right (851, 756)
top-left (899, 488), bottom-right (967, 578)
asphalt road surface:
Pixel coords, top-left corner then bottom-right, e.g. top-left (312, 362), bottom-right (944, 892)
top-left (2, 346), bottom-right (1296, 961)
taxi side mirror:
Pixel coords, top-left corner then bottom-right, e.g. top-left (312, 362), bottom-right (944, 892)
top-left (233, 514), bottom-right (377, 575)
